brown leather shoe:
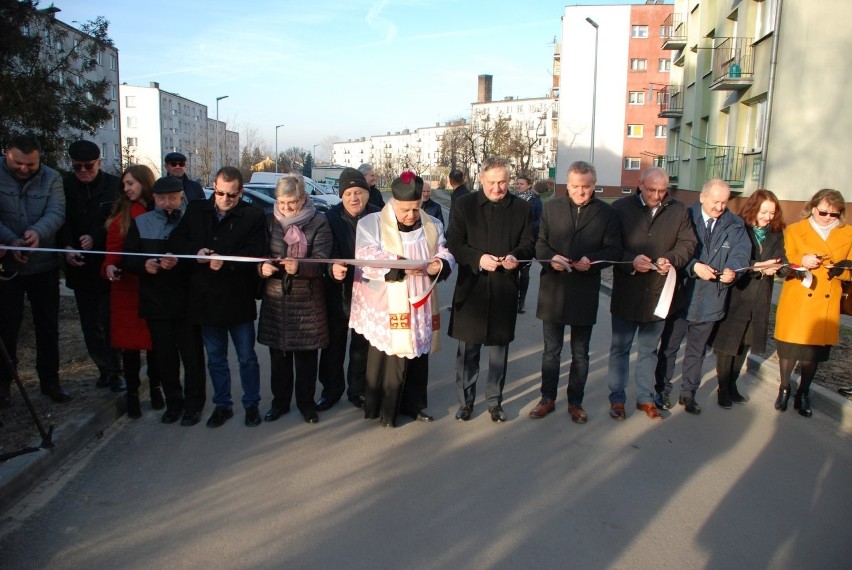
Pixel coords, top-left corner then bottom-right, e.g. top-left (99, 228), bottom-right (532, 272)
top-left (609, 403), bottom-right (626, 421)
top-left (529, 398), bottom-right (555, 419)
top-left (636, 402), bottom-right (664, 421)
top-left (568, 404), bottom-right (588, 424)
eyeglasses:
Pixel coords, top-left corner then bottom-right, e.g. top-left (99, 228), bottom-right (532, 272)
top-left (167, 161), bottom-right (186, 167)
top-left (816, 209), bottom-right (841, 218)
top-left (214, 190), bottom-right (240, 199)
top-left (71, 162), bottom-right (97, 171)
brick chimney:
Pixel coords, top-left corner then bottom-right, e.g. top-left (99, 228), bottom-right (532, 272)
top-left (477, 75), bottom-right (493, 103)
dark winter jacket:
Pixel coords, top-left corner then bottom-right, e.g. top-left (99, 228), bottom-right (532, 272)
top-left (536, 197), bottom-right (622, 326)
top-left (121, 206), bottom-right (190, 320)
top-left (421, 199), bottom-right (444, 227)
top-left (679, 204), bottom-right (751, 323)
top-left (367, 185), bottom-right (385, 210)
top-left (174, 174), bottom-right (205, 202)
top-left (257, 211), bottom-right (332, 351)
top-left (0, 160), bottom-right (65, 275)
top-left (324, 202), bottom-right (379, 320)
top-left (712, 226), bottom-right (787, 355)
top-left (169, 197), bottom-right (266, 327)
top-left (447, 190), bottom-right (535, 345)
top-left (59, 170), bottom-right (120, 291)
top-left (610, 191), bottom-right (696, 323)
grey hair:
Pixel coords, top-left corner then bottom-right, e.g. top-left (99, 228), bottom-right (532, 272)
top-left (274, 173), bottom-right (306, 200)
top-left (640, 166), bottom-right (668, 185)
top-left (357, 163), bottom-right (374, 175)
top-left (481, 156), bottom-right (511, 174)
top-left (567, 161), bottom-right (597, 182)
top-left (701, 178), bottom-right (730, 195)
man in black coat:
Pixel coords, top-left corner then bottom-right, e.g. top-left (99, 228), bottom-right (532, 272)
top-left (606, 167), bottom-right (695, 422)
top-left (420, 180), bottom-right (444, 227)
top-left (316, 167), bottom-right (379, 411)
top-left (448, 169), bottom-right (469, 208)
top-left (164, 151), bottom-right (205, 202)
top-left (59, 140), bottom-right (123, 392)
top-left (530, 161), bottom-right (622, 423)
top-left (169, 167), bottom-right (266, 428)
top-left (447, 156), bottom-right (535, 422)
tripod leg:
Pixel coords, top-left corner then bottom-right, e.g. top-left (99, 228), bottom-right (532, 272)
top-left (0, 338), bottom-right (54, 449)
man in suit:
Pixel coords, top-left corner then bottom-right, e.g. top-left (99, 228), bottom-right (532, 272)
top-left (654, 179), bottom-right (750, 414)
top-left (447, 156), bottom-right (535, 422)
top-left (529, 161), bottom-right (622, 423)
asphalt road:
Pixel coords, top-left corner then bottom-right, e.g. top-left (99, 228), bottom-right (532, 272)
top-left (1, 265), bottom-right (851, 569)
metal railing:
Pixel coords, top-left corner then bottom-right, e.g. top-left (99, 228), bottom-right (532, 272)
top-left (665, 155), bottom-right (680, 181)
top-left (661, 13), bottom-right (687, 48)
top-left (706, 145), bottom-right (746, 186)
top-left (658, 85), bottom-right (683, 117)
top-left (712, 37), bottom-right (755, 86)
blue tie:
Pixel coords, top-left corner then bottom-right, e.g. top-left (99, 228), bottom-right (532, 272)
top-left (705, 218), bottom-right (714, 243)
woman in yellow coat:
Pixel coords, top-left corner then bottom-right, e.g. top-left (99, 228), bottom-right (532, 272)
top-left (774, 189), bottom-right (852, 416)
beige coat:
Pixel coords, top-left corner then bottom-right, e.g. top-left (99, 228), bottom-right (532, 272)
top-left (774, 219), bottom-right (852, 346)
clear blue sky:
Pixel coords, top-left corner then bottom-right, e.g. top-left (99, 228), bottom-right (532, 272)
top-left (56, 0), bottom-right (658, 157)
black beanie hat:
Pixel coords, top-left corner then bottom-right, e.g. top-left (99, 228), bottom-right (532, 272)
top-left (338, 167), bottom-right (370, 197)
top-left (68, 140), bottom-right (100, 161)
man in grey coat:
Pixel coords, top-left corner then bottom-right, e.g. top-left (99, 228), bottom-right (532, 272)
top-left (0, 135), bottom-right (70, 406)
top-left (530, 161), bottom-right (622, 423)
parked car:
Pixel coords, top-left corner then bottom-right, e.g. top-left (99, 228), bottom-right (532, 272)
top-left (203, 187), bottom-right (330, 214)
top-left (244, 175), bottom-right (341, 207)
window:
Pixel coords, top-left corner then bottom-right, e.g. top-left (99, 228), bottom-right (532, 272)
top-left (747, 99), bottom-right (767, 152)
top-left (126, 116), bottom-right (137, 128)
top-left (660, 24), bottom-right (672, 38)
top-left (630, 58), bottom-right (647, 71)
top-left (655, 125), bottom-right (668, 138)
top-left (114, 144), bottom-right (120, 158)
top-left (96, 51), bottom-right (102, 65)
top-left (595, 187), bottom-right (604, 193)
top-left (112, 115), bottom-right (118, 130)
top-left (657, 91), bottom-right (666, 105)
top-left (125, 96), bottom-right (136, 108)
top-left (86, 91), bottom-right (93, 102)
top-left (628, 91), bottom-right (646, 105)
top-left (632, 25), bottom-right (648, 38)
top-left (101, 143), bottom-right (107, 159)
top-left (756, 0), bottom-right (778, 38)
top-left (624, 157), bottom-right (641, 170)
top-left (627, 124), bottom-right (644, 138)
top-left (622, 187), bottom-right (633, 194)
top-left (57, 70), bottom-right (64, 85)
top-left (653, 157), bottom-right (665, 168)
top-left (109, 54), bottom-right (117, 71)
top-left (659, 58), bottom-right (671, 72)
top-left (126, 137), bottom-right (138, 147)
top-left (110, 85), bottom-right (116, 100)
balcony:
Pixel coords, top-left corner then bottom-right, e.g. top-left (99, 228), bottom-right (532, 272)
top-left (706, 146), bottom-right (746, 187)
top-left (711, 37), bottom-right (755, 91)
top-left (661, 14), bottom-right (688, 50)
top-left (665, 156), bottom-right (679, 183)
top-left (658, 85), bottom-right (683, 118)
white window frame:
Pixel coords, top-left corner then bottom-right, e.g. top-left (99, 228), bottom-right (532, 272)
top-left (655, 125), bottom-right (667, 138)
top-left (630, 58), bottom-right (648, 72)
top-left (126, 137), bottom-right (138, 147)
top-left (632, 25), bottom-right (649, 38)
top-left (109, 54), bottom-right (117, 71)
top-left (622, 187), bottom-right (633, 194)
top-left (627, 125), bottom-right (644, 138)
top-left (659, 58), bottom-right (671, 72)
top-left (755, 0), bottom-right (778, 38)
top-left (126, 116), bottom-right (137, 128)
top-left (628, 91), bottom-right (646, 105)
top-left (747, 99), bottom-right (767, 153)
top-left (125, 96), bottom-right (136, 108)
top-left (624, 157), bottom-right (641, 170)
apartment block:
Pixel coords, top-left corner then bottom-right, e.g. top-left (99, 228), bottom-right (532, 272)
top-left (556, 1), bottom-right (673, 196)
top-left (119, 82), bottom-right (238, 183)
top-left (663, 0), bottom-right (852, 214)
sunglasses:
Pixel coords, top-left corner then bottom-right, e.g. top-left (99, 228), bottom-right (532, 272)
top-left (214, 190), bottom-right (240, 199)
top-left (72, 162), bottom-right (97, 171)
top-left (816, 209), bottom-right (841, 219)
top-left (167, 161), bottom-right (186, 167)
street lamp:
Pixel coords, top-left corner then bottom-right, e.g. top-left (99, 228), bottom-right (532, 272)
top-left (586, 17), bottom-right (599, 164)
top-left (215, 95), bottom-right (229, 174)
top-left (313, 144), bottom-right (319, 165)
top-left (275, 124), bottom-right (285, 173)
